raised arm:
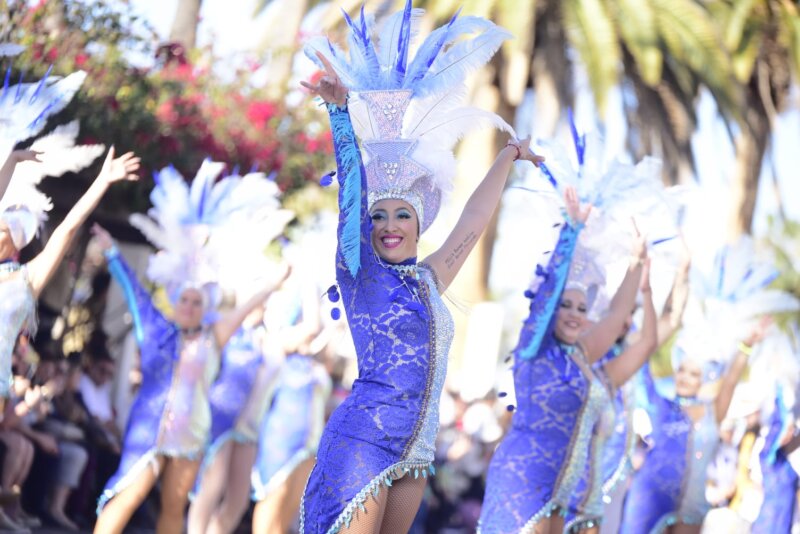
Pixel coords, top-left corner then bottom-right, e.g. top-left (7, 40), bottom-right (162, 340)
top-left (301, 53), bottom-right (370, 280)
top-left (515, 187), bottom-right (589, 360)
top-left (424, 139), bottom-right (544, 291)
top-left (715, 317), bottom-right (772, 424)
top-left (91, 224), bottom-right (163, 345)
top-left (656, 252), bottom-right (690, 346)
top-left (0, 150), bottom-right (42, 201)
top-left (580, 223), bottom-right (646, 363)
top-left (213, 264), bottom-right (290, 348)
top-left (26, 148), bottom-right (139, 298)
top-left (604, 259), bottom-right (658, 388)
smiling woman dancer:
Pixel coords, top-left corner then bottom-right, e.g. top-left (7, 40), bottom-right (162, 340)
top-left (297, 3), bottom-right (541, 532)
top-left (619, 240), bottom-right (787, 534)
top-left (1, 148), bottom-right (138, 406)
top-left (93, 164), bottom-right (287, 534)
top-left (478, 189), bottom-right (647, 534)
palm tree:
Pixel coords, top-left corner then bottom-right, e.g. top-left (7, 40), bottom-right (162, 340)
top-left (169, 0), bottom-right (204, 49)
top-left (705, 0), bottom-right (800, 236)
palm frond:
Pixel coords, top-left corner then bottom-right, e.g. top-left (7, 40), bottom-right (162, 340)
top-left (563, 0), bottom-right (621, 117)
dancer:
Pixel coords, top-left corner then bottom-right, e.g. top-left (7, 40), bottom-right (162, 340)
top-left (187, 169), bottom-right (294, 534)
top-left (619, 321), bottom-right (769, 534)
top-left (93, 163), bottom-right (288, 534)
top-left (619, 237), bottom-right (796, 534)
top-left (565, 258), bottom-right (658, 534)
top-left (298, 3), bottom-right (541, 530)
top-left (567, 253), bottom-right (691, 534)
top-left (751, 386), bottom-right (800, 534)
top-left (251, 282), bottom-right (331, 534)
top-left (478, 183), bottom-right (646, 533)
top-left (1, 147), bottom-right (138, 403)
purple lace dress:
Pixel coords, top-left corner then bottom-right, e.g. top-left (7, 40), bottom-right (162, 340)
top-left (299, 104), bottom-right (454, 533)
top-left (479, 224), bottom-right (609, 533)
top-left (193, 325), bottom-right (282, 493)
top-left (619, 362), bottom-right (718, 533)
top-left (251, 354), bottom-right (330, 501)
top-left (751, 392), bottom-right (798, 534)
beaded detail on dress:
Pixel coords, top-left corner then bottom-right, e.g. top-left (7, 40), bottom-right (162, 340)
top-left (154, 328), bottom-right (220, 457)
top-left (0, 265), bottom-right (35, 397)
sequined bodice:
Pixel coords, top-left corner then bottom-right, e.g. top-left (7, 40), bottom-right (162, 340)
top-left (156, 329), bottom-right (220, 455)
top-left (0, 270), bottom-right (35, 396)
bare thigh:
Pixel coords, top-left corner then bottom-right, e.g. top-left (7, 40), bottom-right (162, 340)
top-left (252, 457), bottom-right (319, 534)
top-left (160, 456), bottom-right (201, 512)
top-left (93, 456), bottom-right (164, 534)
top-left (669, 522), bottom-right (702, 534)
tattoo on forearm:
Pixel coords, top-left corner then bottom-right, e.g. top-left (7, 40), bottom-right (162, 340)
top-left (444, 231), bottom-right (478, 270)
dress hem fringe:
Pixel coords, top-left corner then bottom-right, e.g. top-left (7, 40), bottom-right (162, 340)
top-left (299, 458), bottom-right (435, 534)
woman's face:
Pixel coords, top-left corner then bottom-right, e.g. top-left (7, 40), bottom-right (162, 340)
top-left (0, 221), bottom-right (18, 261)
top-left (370, 198), bottom-right (419, 263)
top-left (554, 289), bottom-right (588, 345)
top-left (675, 360), bottom-right (703, 397)
top-left (174, 288), bottom-right (205, 330)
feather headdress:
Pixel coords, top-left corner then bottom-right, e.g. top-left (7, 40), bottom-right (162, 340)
top-left (130, 160), bottom-right (285, 313)
top-left (674, 237), bottom-right (800, 381)
top-left (305, 0), bottom-right (513, 275)
top-left (0, 120), bottom-right (104, 249)
top-left (0, 57), bottom-right (87, 163)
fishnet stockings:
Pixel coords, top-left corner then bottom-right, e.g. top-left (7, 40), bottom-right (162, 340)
top-left (338, 474), bottom-right (427, 534)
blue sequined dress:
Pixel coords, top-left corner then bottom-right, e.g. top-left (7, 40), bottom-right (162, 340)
top-left (252, 353), bottom-right (330, 501)
top-left (299, 104), bottom-right (454, 533)
top-left (0, 263), bottom-right (36, 397)
top-left (751, 393), bottom-right (798, 534)
top-left (619, 362), bottom-right (718, 533)
top-left (98, 249), bottom-right (221, 512)
top-left (565, 343), bottom-right (639, 532)
top-left (564, 364), bottom-right (615, 532)
top-left (194, 325), bottom-right (282, 492)
top-left (479, 223), bottom-right (609, 534)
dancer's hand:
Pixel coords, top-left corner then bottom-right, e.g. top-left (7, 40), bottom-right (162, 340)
top-left (90, 223), bottom-right (115, 252)
top-left (96, 147), bottom-right (140, 186)
top-left (564, 186), bottom-right (591, 226)
top-left (508, 137), bottom-right (545, 168)
top-left (9, 149), bottom-right (43, 164)
top-left (742, 315), bottom-right (773, 348)
top-left (263, 262), bottom-right (292, 293)
top-left (630, 218), bottom-right (647, 268)
top-left (300, 52), bottom-right (348, 106)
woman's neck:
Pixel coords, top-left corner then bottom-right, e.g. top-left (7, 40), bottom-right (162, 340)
top-left (179, 325), bottom-right (203, 337)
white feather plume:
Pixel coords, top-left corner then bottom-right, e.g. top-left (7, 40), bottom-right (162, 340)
top-left (412, 26), bottom-right (512, 98)
top-left (0, 71), bottom-right (87, 152)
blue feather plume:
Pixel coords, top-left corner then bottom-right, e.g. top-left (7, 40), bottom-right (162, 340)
top-left (330, 109), bottom-right (362, 277)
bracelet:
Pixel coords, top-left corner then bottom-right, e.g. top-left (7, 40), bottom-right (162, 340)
top-left (738, 341), bottom-right (754, 356)
top-left (505, 142), bottom-right (521, 161)
top-left (630, 257), bottom-right (644, 267)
